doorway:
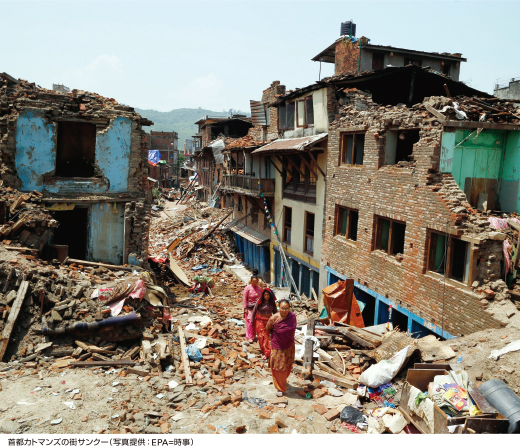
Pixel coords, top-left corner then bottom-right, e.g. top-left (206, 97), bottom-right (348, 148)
top-left (51, 207), bottom-right (89, 260)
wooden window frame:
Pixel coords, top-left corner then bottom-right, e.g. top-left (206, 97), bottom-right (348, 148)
top-left (373, 215), bottom-right (406, 258)
top-left (283, 206), bottom-right (292, 245)
top-left (285, 101), bottom-right (295, 130)
top-left (339, 132), bottom-right (365, 166)
top-left (426, 231), bottom-right (473, 285)
top-left (304, 211), bottom-right (315, 255)
top-left (277, 103), bottom-right (286, 131)
top-left (296, 96), bottom-right (314, 128)
top-left (334, 205), bottom-right (358, 242)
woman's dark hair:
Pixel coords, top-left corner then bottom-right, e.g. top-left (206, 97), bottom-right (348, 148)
top-left (279, 299), bottom-right (291, 308)
top-left (251, 268), bottom-right (259, 279)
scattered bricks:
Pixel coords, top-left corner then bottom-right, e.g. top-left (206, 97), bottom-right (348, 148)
top-left (201, 348), bottom-right (210, 355)
top-left (295, 415), bottom-right (306, 422)
top-left (323, 409), bottom-right (340, 422)
top-left (160, 423), bottom-right (170, 434)
top-left (208, 425), bottom-right (217, 432)
top-left (274, 413), bottom-right (289, 429)
top-left (233, 390), bottom-right (242, 398)
top-left (311, 389), bottom-right (327, 399)
top-left (214, 377), bottom-right (225, 384)
top-left (312, 404), bottom-right (328, 415)
top-left (501, 335), bottom-right (508, 339)
top-left (258, 410), bottom-right (271, 420)
top-left (483, 289), bottom-right (495, 298)
top-left (296, 390), bottom-right (307, 397)
top-left (273, 396), bottom-right (288, 405)
top-left (220, 395), bottom-right (232, 405)
top-left (224, 370), bottom-right (234, 378)
top-left (478, 338), bottom-right (487, 343)
top-left (267, 425), bottom-right (279, 434)
top-left (353, 367), bottom-right (361, 374)
top-left (284, 410), bottom-right (295, 418)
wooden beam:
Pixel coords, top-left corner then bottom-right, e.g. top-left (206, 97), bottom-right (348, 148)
top-left (275, 155), bottom-right (292, 174)
top-left (0, 281), bottom-right (29, 362)
top-left (269, 159), bottom-right (282, 176)
top-left (183, 330), bottom-right (222, 345)
top-left (285, 155), bottom-right (306, 178)
top-left (199, 209), bottom-right (233, 242)
top-left (301, 319), bottom-right (316, 380)
top-left (424, 104), bottom-right (447, 123)
top-left (297, 152), bottom-right (317, 177)
top-left (64, 258), bottom-right (138, 271)
top-left (444, 120), bottom-right (519, 131)
top-left (71, 360), bottom-right (135, 367)
top-left (308, 151), bottom-right (325, 178)
top-left (178, 326), bottom-right (193, 384)
top-left (293, 364), bottom-right (357, 389)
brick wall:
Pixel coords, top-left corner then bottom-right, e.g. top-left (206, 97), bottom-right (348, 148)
top-left (334, 38), bottom-right (361, 76)
top-left (321, 93), bottom-right (504, 336)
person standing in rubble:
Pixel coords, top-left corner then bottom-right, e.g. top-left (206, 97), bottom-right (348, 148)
top-left (243, 269), bottom-right (263, 343)
top-left (251, 288), bottom-right (277, 360)
top-left (266, 299), bottom-right (296, 397)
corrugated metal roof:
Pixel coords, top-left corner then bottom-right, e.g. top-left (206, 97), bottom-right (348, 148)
top-left (251, 133), bottom-right (328, 155)
top-left (250, 100), bottom-right (267, 126)
top-left (228, 224), bottom-right (270, 245)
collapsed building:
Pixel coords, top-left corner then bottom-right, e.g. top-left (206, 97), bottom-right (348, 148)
top-left (320, 67), bottom-right (520, 338)
top-left (0, 72), bottom-right (153, 266)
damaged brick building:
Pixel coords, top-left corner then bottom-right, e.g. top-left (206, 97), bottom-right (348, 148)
top-left (0, 73), bottom-right (153, 266)
top-left (320, 66), bottom-right (520, 338)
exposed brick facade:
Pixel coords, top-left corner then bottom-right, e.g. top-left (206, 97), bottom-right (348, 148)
top-left (321, 92), bottom-right (505, 337)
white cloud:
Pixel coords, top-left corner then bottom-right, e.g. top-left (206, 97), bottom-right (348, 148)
top-left (166, 74), bottom-right (227, 110)
top-left (62, 55), bottom-right (125, 94)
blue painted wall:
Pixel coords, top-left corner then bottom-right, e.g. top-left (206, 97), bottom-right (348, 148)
top-left (89, 203), bottom-right (126, 264)
top-left (15, 109), bottom-right (57, 191)
top-left (15, 114), bottom-right (132, 194)
top-left (325, 265), bottom-right (455, 339)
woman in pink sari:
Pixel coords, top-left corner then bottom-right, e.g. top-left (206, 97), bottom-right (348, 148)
top-left (251, 288), bottom-right (277, 359)
top-left (266, 299), bottom-right (297, 397)
top-left (242, 270), bottom-right (262, 342)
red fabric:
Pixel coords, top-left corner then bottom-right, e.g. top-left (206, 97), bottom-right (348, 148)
top-left (271, 366), bottom-right (292, 392)
top-left (255, 314), bottom-right (271, 357)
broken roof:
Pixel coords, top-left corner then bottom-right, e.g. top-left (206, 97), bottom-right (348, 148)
top-left (311, 37), bottom-right (466, 64)
top-left (322, 65), bottom-right (491, 106)
top-left (251, 133), bottom-right (328, 155)
top-left (272, 83), bottom-right (325, 105)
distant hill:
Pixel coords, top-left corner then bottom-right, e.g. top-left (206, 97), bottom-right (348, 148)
top-left (135, 108), bottom-right (250, 145)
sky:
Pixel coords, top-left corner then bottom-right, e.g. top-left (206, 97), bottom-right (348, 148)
top-left (3, 0), bottom-right (520, 113)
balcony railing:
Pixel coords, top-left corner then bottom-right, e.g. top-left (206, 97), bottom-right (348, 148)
top-left (223, 175), bottom-right (275, 195)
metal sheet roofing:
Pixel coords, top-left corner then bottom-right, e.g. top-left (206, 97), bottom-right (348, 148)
top-left (251, 133), bottom-right (328, 155)
top-left (228, 224), bottom-right (270, 245)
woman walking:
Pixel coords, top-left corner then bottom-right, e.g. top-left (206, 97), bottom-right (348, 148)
top-left (251, 288), bottom-right (277, 360)
top-left (266, 299), bottom-right (297, 397)
top-left (242, 270), bottom-right (263, 342)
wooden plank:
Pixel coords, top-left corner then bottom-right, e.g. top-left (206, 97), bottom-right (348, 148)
top-left (269, 159), bottom-right (282, 176)
top-left (318, 326), bottom-right (376, 349)
top-left (178, 326), bottom-right (193, 385)
top-left (4, 246), bottom-right (39, 253)
top-left (183, 330), bottom-right (222, 345)
top-left (462, 418), bottom-right (508, 434)
top-left (0, 281), bottom-right (29, 362)
top-left (71, 360), bottom-right (135, 367)
top-left (168, 253), bottom-right (191, 287)
top-left (444, 120), bottom-right (520, 131)
top-left (424, 104), bottom-right (447, 123)
top-left (308, 151), bottom-right (325, 178)
top-left (301, 319), bottom-right (315, 380)
top-left (64, 258), bottom-right (136, 271)
top-left (293, 365), bottom-right (357, 389)
top-left (467, 381), bottom-right (497, 414)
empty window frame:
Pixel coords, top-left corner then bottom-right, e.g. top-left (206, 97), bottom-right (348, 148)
top-left (56, 121), bottom-right (96, 177)
top-left (441, 61), bottom-right (451, 76)
top-left (404, 57), bottom-right (422, 67)
top-left (428, 232), bottom-right (471, 283)
top-left (374, 216), bottom-right (406, 257)
top-left (284, 206), bottom-right (292, 244)
top-left (339, 133), bottom-right (365, 166)
top-left (278, 103), bottom-right (286, 130)
top-left (286, 102), bottom-right (295, 130)
top-left (372, 52), bottom-right (385, 70)
top-left (296, 96), bottom-right (314, 127)
top-left (384, 129), bottom-right (420, 165)
top-left (304, 212), bottom-right (315, 255)
top-left (335, 206), bottom-right (359, 241)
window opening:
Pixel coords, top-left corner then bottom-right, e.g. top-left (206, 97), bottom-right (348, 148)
top-left (286, 102), bottom-right (295, 130)
top-left (56, 121), bottom-right (96, 177)
top-left (278, 104), bottom-right (286, 130)
top-left (428, 232), bottom-right (470, 284)
top-left (385, 129), bottom-right (420, 165)
top-left (375, 216), bottom-right (406, 258)
top-left (335, 206), bottom-right (358, 241)
top-left (404, 58), bottom-right (422, 67)
top-left (305, 212), bottom-right (315, 255)
top-left (372, 52), bottom-right (385, 70)
top-left (340, 133), bottom-right (365, 165)
top-left (284, 206), bottom-right (292, 244)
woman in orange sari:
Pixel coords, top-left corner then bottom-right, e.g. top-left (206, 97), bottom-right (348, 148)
top-left (265, 299), bottom-right (296, 397)
top-left (251, 288), bottom-right (277, 359)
